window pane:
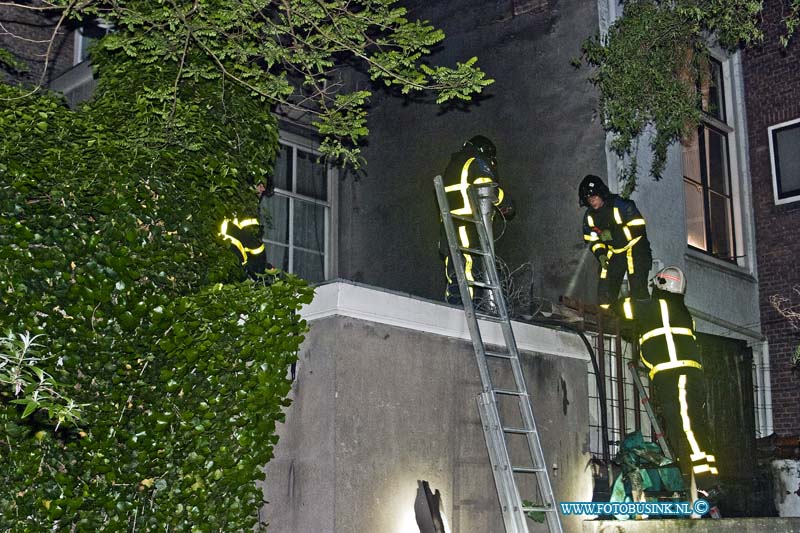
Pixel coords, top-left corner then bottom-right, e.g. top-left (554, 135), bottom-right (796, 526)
top-left (296, 150), bottom-right (327, 201)
top-left (293, 199), bottom-right (325, 252)
top-left (274, 143), bottom-right (293, 191)
top-left (773, 123), bottom-right (800, 198)
top-left (294, 249), bottom-right (325, 283)
top-left (705, 127), bottom-right (730, 195)
top-left (709, 191), bottom-right (734, 259)
top-left (684, 179), bottom-right (707, 251)
top-left (704, 59), bottom-right (725, 121)
top-left (681, 129), bottom-right (702, 183)
top-left (268, 244), bottom-right (289, 272)
top-left (262, 194), bottom-right (289, 245)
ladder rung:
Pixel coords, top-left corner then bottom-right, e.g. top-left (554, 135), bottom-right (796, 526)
top-left (466, 280), bottom-right (498, 289)
top-left (457, 246), bottom-right (491, 256)
top-left (503, 426), bottom-right (534, 435)
top-left (522, 504), bottom-right (554, 513)
top-left (475, 313), bottom-right (504, 323)
top-left (513, 466), bottom-right (547, 474)
top-left (493, 388), bottom-right (526, 397)
top-left (450, 213), bottom-right (481, 223)
top-left (485, 350), bottom-right (515, 359)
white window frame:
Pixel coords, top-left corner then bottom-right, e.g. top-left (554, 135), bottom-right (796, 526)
top-left (73, 20), bottom-right (112, 65)
top-left (682, 51), bottom-right (746, 266)
top-left (263, 131), bottom-right (337, 282)
top-left (768, 116), bottom-right (800, 205)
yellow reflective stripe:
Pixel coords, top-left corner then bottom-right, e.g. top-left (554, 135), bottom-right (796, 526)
top-left (640, 326), bottom-right (696, 343)
top-left (649, 359), bottom-right (703, 380)
top-left (249, 244), bottom-right (265, 255)
top-left (639, 355), bottom-right (654, 371)
top-left (627, 218), bottom-right (646, 226)
top-left (706, 455), bottom-right (716, 463)
top-left (599, 304), bottom-right (610, 309)
top-left (609, 235), bottom-right (641, 254)
top-left (237, 218), bottom-right (259, 228)
top-left (623, 226), bottom-right (632, 241)
top-left (591, 243), bottom-right (605, 253)
top-left (587, 215), bottom-right (595, 227)
top-left (585, 233), bottom-right (600, 242)
top-left (679, 374), bottom-right (707, 465)
top-left (623, 298), bottom-right (633, 320)
top-left (663, 300), bottom-right (676, 362)
top-left (613, 207), bottom-right (623, 224)
top-left (600, 267), bottom-right (608, 279)
top-left (627, 246), bottom-right (635, 274)
top-left (693, 464), bottom-right (711, 474)
top-left (219, 218), bottom-right (248, 263)
top-left (444, 157), bottom-right (477, 216)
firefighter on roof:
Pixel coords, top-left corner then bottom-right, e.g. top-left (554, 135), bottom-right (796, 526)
top-left (579, 174), bottom-right (652, 310)
top-left (439, 135), bottom-right (514, 305)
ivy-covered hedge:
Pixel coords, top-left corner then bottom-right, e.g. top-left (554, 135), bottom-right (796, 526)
top-left (0, 49), bottom-right (312, 530)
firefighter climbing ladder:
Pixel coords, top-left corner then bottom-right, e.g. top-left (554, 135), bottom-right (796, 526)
top-left (627, 361), bottom-right (674, 462)
top-left (434, 175), bottom-right (562, 533)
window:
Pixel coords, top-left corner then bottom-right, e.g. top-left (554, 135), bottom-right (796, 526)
top-left (768, 117), bottom-right (800, 205)
top-left (682, 57), bottom-right (737, 261)
top-left (73, 20), bottom-right (111, 65)
top-left (260, 135), bottom-right (334, 283)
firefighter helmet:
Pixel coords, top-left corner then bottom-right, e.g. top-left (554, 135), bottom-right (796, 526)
top-left (464, 135), bottom-right (497, 158)
top-left (579, 174), bottom-right (610, 207)
top-left (652, 266), bottom-right (687, 295)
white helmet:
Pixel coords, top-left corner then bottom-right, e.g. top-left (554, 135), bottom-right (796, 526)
top-left (652, 266), bottom-right (686, 295)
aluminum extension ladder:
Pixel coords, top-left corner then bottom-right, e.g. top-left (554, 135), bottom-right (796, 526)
top-left (434, 175), bottom-right (562, 533)
top-left (627, 361), bottom-right (674, 462)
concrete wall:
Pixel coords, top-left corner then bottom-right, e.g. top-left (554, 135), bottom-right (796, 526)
top-left (0, 6), bottom-right (75, 86)
top-left (261, 281), bottom-right (593, 532)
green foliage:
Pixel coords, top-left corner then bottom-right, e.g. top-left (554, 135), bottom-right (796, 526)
top-left (1, 0), bottom-right (493, 166)
top-left (0, 332), bottom-right (81, 428)
top-left (581, 0), bottom-right (765, 193)
top-left (0, 50), bottom-right (313, 530)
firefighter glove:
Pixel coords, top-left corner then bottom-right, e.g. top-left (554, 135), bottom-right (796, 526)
top-left (598, 255), bottom-right (609, 269)
top-left (600, 229), bottom-right (613, 242)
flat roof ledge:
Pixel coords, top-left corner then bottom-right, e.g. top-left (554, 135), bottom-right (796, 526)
top-left (301, 280), bottom-right (590, 361)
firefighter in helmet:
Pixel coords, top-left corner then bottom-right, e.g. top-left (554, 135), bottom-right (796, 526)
top-left (579, 175), bottom-right (652, 310)
top-left (633, 267), bottom-right (719, 495)
top-left (439, 135), bottom-right (514, 305)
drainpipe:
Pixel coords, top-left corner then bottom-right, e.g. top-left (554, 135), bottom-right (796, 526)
top-left (757, 340), bottom-right (774, 436)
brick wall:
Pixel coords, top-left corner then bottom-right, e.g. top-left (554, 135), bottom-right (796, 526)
top-left (0, 5), bottom-right (75, 86)
top-left (743, 0), bottom-right (800, 435)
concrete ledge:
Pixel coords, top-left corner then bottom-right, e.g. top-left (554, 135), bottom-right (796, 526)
top-left (300, 280), bottom-right (590, 361)
top-left (583, 517), bottom-right (800, 532)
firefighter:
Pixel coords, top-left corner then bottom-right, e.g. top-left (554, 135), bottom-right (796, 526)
top-left (634, 266), bottom-right (719, 496)
top-left (579, 175), bottom-right (652, 310)
top-left (219, 176), bottom-right (275, 280)
top-left (439, 135), bottom-right (514, 305)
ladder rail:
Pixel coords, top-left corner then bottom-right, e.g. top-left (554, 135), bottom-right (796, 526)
top-left (434, 175), bottom-right (563, 533)
top-left (627, 361), bottom-right (674, 461)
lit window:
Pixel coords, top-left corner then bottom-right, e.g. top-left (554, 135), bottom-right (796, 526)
top-left (682, 58), bottom-right (737, 261)
top-left (768, 117), bottom-right (800, 205)
top-left (260, 136), bottom-right (334, 283)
